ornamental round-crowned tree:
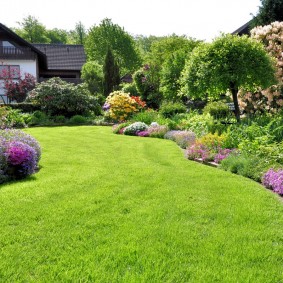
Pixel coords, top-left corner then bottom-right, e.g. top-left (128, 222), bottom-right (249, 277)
top-left (180, 34), bottom-right (277, 121)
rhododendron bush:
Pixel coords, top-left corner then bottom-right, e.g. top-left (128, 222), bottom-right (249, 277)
top-left (240, 21), bottom-right (283, 113)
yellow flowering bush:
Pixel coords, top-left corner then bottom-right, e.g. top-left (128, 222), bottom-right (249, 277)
top-left (196, 133), bottom-right (226, 150)
top-left (105, 91), bottom-right (139, 121)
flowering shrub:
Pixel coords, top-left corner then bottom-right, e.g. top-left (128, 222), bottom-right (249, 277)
top-left (262, 168), bottom-right (283, 195)
top-left (148, 124), bottom-right (169, 139)
top-left (105, 91), bottom-right (146, 122)
top-left (214, 148), bottom-right (235, 164)
top-left (164, 130), bottom-right (196, 149)
top-left (112, 122), bottom-right (131, 135)
top-left (137, 130), bottom-right (150, 137)
top-left (186, 142), bottom-right (210, 161)
top-left (239, 22), bottom-right (283, 114)
top-left (0, 129), bottom-right (41, 182)
top-left (123, 122), bottom-right (148, 136)
top-left (0, 68), bottom-right (36, 103)
top-left (197, 133), bottom-right (226, 150)
top-left (27, 78), bottom-right (101, 117)
top-left (6, 141), bottom-right (37, 178)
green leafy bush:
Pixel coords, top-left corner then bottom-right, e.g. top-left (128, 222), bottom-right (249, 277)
top-left (130, 110), bottom-right (159, 125)
top-left (28, 111), bottom-right (51, 126)
top-left (159, 101), bottom-right (187, 118)
top-left (69, 115), bottom-right (88, 125)
top-left (27, 78), bottom-right (101, 117)
top-left (203, 101), bottom-right (230, 119)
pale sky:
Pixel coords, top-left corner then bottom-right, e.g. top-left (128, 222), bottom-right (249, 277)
top-left (1, 0), bottom-right (261, 41)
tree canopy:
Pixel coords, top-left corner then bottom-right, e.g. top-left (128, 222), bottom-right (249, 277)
top-left (180, 34), bottom-right (277, 121)
top-left (252, 0), bottom-right (283, 26)
top-left (85, 18), bottom-right (142, 74)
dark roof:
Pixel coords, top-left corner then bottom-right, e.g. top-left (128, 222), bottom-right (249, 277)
top-left (232, 20), bottom-right (253, 36)
top-left (0, 23), bottom-right (47, 67)
top-left (32, 44), bottom-right (86, 71)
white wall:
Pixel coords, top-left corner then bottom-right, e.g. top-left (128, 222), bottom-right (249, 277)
top-left (0, 59), bottom-right (37, 77)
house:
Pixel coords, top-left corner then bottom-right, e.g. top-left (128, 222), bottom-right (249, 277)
top-left (232, 20), bottom-right (253, 36)
top-left (0, 23), bottom-right (86, 103)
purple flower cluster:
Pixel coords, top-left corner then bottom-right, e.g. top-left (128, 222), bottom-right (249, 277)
top-left (0, 129), bottom-right (41, 161)
top-left (102, 103), bottom-right (110, 111)
top-left (262, 169), bottom-right (283, 195)
top-left (214, 148), bottom-right (235, 164)
top-left (137, 130), bottom-right (150, 137)
top-left (165, 130), bottom-right (196, 149)
top-left (186, 143), bottom-right (210, 161)
top-left (0, 129), bottom-right (41, 181)
top-left (7, 141), bottom-right (37, 176)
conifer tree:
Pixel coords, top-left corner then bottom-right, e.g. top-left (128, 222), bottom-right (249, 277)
top-left (103, 48), bottom-right (120, 96)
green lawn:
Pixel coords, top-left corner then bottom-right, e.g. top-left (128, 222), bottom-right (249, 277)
top-left (0, 126), bottom-right (283, 282)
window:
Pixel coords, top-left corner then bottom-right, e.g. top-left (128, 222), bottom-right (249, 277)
top-left (0, 65), bottom-right (20, 79)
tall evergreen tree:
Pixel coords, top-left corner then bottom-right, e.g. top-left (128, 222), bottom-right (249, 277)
top-left (252, 0), bottom-right (283, 26)
top-left (103, 48), bottom-right (120, 97)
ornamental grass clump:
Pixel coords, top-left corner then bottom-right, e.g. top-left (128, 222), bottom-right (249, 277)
top-left (123, 122), bottom-right (148, 136)
top-left (262, 168), bottom-right (283, 195)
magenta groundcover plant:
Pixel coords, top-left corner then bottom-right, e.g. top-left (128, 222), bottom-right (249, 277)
top-left (262, 169), bottom-right (283, 195)
top-left (214, 148), bottom-right (235, 164)
top-left (0, 129), bottom-right (41, 181)
top-left (6, 141), bottom-right (37, 177)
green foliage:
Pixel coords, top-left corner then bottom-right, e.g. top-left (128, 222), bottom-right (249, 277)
top-left (52, 115), bottom-right (66, 124)
top-left (252, 0), bottom-right (283, 26)
top-left (28, 110), bottom-right (51, 126)
top-left (81, 61), bottom-right (103, 94)
top-left (121, 83), bottom-right (139, 96)
top-left (180, 34), bottom-right (277, 121)
top-left (133, 66), bottom-right (162, 109)
top-left (27, 78), bottom-right (101, 117)
top-left (14, 15), bottom-right (50, 43)
top-left (69, 115), bottom-right (88, 125)
top-left (203, 101), bottom-right (231, 119)
top-left (160, 50), bottom-right (188, 101)
top-left (85, 18), bottom-right (142, 74)
top-left (0, 106), bottom-right (27, 128)
top-left (159, 101), bottom-right (187, 118)
top-left (130, 110), bottom-right (159, 125)
top-left (69, 22), bottom-right (87, 44)
top-left (103, 49), bottom-right (120, 96)
top-left (47, 28), bottom-right (68, 44)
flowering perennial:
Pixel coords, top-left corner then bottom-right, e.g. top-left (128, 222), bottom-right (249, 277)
top-left (105, 91), bottom-right (146, 122)
top-left (0, 129), bottom-right (41, 182)
top-left (123, 122), bottom-right (148, 136)
top-left (262, 168), bottom-right (283, 195)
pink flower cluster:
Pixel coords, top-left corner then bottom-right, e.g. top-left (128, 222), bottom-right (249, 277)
top-left (262, 169), bottom-right (283, 195)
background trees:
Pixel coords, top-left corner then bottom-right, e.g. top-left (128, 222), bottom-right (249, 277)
top-left (252, 0), bottom-right (283, 26)
top-left (85, 18), bottom-right (142, 74)
top-left (180, 34), bottom-right (277, 121)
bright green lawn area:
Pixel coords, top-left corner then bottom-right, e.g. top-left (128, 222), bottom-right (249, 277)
top-left (0, 126), bottom-right (283, 282)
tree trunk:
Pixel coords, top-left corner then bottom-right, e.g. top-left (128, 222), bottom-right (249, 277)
top-left (230, 82), bottom-right (240, 123)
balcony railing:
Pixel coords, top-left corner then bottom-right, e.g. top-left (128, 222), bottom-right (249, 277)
top-left (39, 77), bottom-right (82, 85)
top-left (0, 46), bottom-right (36, 60)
